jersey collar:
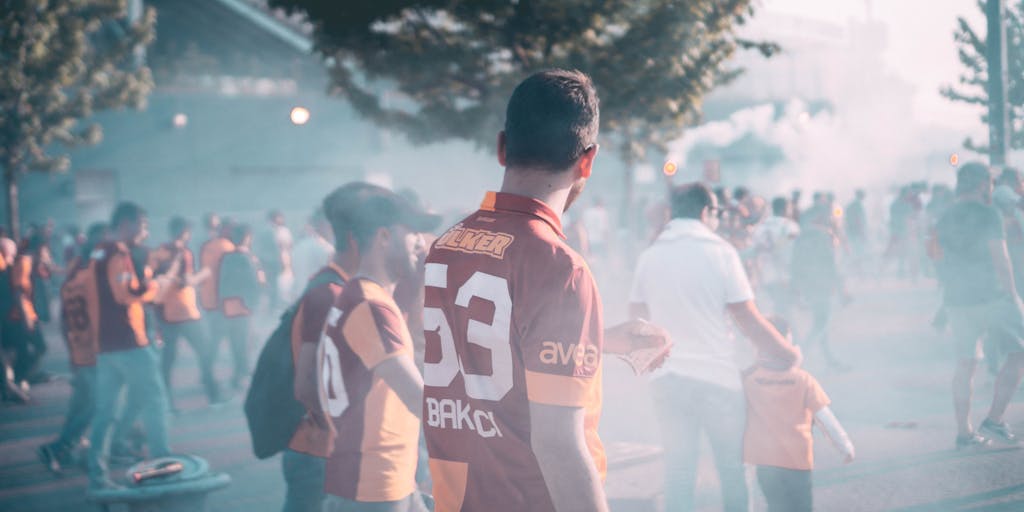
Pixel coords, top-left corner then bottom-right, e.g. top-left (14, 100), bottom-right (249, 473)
top-left (480, 191), bottom-right (566, 239)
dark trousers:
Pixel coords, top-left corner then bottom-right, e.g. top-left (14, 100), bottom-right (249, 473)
top-left (8, 320), bottom-right (47, 382)
top-left (757, 465), bottom-right (812, 512)
top-left (281, 449), bottom-right (326, 512)
top-left (209, 313), bottom-right (251, 387)
top-left (160, 319), bottom-right (220, 405)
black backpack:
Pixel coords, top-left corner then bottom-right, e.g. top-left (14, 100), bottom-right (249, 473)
top-left (244, 270), bottom-right (344, 459)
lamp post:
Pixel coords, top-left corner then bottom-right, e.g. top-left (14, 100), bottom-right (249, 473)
top-left (987, 0), bottom-right (1010, 166)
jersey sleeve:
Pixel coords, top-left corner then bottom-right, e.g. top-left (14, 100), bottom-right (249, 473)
top-left (803, 373), bottom-right (831, 413)
top-left (520, 262), bottom-right (602, 408)
top-left (342, 300), bottom-right (412, 370)
top-left (294, 284), bottom-right (336, 345)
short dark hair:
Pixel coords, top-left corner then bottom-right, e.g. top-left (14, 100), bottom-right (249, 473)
top-left (110, 202), bottom-right (145, 229)
top-left (956, 162), bottom-right (992, 196)
top-left (670, 182), bottom-right (715, 219)
top-left (503, 69), bottom-right (599, 172)
top-left (771, 197), bottom-right (788, 216)
top-left (169, 216), bottom-right (191, 239)
top-left (323, 187), bottom-right (356, 253)
top-left (229, 223), bottom-right (251, 245)
top-left (733, 186), bottom-right (750, 201)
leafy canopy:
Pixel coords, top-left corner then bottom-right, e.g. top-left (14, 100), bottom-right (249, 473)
top-left (271, 0), bottom-right (774, 161)
top-left (0, 0), bottom-right (156, 174)
top-left (941, 0), bottom-right (1024, 153)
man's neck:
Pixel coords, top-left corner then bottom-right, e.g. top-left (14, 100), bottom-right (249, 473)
top-left (355, 256), bottom-right (395, 294)
top-left (332, 250), bottom-right (358, 279)
top-left (499, 167), bottom-right (571, 215)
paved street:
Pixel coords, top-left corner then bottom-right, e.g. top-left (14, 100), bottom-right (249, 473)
top-left (2, 277), bottom-right (1023, 511)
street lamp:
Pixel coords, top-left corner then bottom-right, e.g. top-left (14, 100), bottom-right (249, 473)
top-left (290, 106), bottom-right (310, 125)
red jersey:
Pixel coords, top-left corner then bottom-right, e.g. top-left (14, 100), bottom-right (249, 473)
top-left (320, 278), bottom-right (419, 502)
top-left (92, 241), bottom-right (158, 353)
top-left (422, 192), bottom-right (605, 512)
top-left (198, 237), bottom-right (234, 311)
top-left (148, 243), bottom-right (201, 323)
top-left (60, 264), bottom-right (100, 367)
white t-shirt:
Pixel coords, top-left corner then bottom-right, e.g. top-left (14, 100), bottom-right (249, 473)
top-left (291, 234), bottom-right (335, 292)
top-left (629, 218), bottom-right (755, 390)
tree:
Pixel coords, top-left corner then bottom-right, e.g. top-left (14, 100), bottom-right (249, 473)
top-left (941, 0), bottom-right (1024, 154)
top-left (1, 0), bottom-right (156, 239)
top-left (270, 0), bottom-right (775, 215)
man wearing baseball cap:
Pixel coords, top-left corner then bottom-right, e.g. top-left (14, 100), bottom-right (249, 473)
top-left (318, 183), bottom-right (438, 511)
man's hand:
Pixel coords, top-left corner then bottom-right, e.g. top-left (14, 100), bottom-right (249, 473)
top-left (604, 319), bottom-right (671, 355)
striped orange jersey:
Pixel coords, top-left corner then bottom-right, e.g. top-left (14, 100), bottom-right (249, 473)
top-left (288, 263), bottom-right (348, 457)
top-left (60, 264), bottom-right (100, 367)
top-left (92, 241), bottom-right (159, 353)
top-left (148, 243), bottom-right (201, 323)
top-left (422, 192), bottom-right (605, 512)
top-left (198, 237), bottom-right (235, 311)
top-left (319, 278), bottom-right (419, 503)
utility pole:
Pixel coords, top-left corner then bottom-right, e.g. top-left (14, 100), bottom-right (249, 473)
top-left (987, 0), bottom-right (1010, 166)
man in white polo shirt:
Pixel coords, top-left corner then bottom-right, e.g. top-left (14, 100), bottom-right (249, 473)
top-left (629, 182), bottom-right (802, 512)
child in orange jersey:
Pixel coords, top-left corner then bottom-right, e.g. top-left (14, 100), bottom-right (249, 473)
top-left (743, 317), bottom-right (855, 512)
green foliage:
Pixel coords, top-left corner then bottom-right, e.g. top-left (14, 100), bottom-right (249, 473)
top-left (0, 0), bottom-right (155, 235)
top-left (941, 0), bottom-right (1024, 153)
top-left (271, 0), bottom-right (774, 162)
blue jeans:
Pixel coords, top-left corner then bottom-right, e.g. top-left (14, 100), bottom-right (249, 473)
top-left (652, 374), bottom-right (750, 512)
top-left (56, 365), bottom-right (96, 449)
top-left (282, 449), bottom-right (325, 512)
top-left (88, 346), bottom-right (171, 485)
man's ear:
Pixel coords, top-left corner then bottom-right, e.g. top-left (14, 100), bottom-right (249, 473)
top-left (576, 144), bottom-right (599, 179)
top-left (497, 131), bottom-right (508, 167)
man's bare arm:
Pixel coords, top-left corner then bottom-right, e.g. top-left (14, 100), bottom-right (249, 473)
top-left (727, 300), bottom-right (801, 367)
top-left (530, 402), bottom-right (609, 512)
top-left (374, 355), bottom-right (424, 418)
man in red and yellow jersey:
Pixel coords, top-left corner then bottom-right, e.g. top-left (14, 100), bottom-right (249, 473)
top-left (319, 184), bottom-right (440, 512)
top-left (422, 70), bottom-right (669, 512)
top-left (86, 203), bottom-right (178, 490)
top-left (38, 223), bottom-right (106, 474)
top-left (149, 216), bottom-right (222, 408)
top-left (199, 220), bottom-right (235, 367)
top-left (283, 183), bottom-right (382, 512)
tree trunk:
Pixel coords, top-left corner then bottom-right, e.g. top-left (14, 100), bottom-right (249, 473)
top-left (4, 166), bottom-right (18, 241)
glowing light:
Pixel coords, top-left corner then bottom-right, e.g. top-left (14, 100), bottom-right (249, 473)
top-left (290, 107), bottom-right (310, 125)
top-left (833, 206), bottom-right (844, 218)
top-left (172, 113), bottom-right (188, 128)
top-left (663, 161), bottom-right (678, 176)
top-left (798, 111), bottom-right (811, 124)
top-left (949, 152), bottom-right (959, 166)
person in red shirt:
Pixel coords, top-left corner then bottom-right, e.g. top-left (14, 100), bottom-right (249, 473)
top-left (149, 217), bottom-right (222, 409)
top-left (282, 185), bottom-right (364, 512)
top-left (38, 223), bottom-right (107, 473)
top-left (319, 184), bottom-right (440, 512)
top-left (86, 202), bottom-right (178, 490)
top-left (422, 70), bottom-right (669, 512)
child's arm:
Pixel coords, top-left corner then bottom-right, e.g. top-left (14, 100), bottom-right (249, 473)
top-left (814, 406), bottom-right (855, 463)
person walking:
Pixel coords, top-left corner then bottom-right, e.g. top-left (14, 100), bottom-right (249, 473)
top-left (936, 162), bottom-right (1024, 448)
top-left (629, 182), bottom-right (802, 512)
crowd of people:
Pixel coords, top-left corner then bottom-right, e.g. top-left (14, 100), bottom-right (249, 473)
top-left (3, 69), bottom-right (1023, 512)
